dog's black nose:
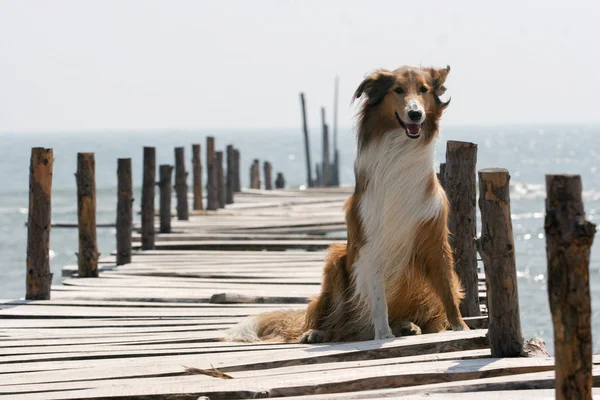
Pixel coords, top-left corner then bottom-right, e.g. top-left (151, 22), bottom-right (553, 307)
top-left (408, 110), bottom-right (422, 122)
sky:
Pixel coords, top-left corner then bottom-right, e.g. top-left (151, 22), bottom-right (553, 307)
top-left (1, 0), bottom-right (599, 133)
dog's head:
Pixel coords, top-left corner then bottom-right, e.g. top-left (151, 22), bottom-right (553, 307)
top-left (354, 66), bottom-right (450, 147)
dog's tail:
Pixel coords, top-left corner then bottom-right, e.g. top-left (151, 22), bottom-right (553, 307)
top-left (224, 309), bottom-right (306, 343)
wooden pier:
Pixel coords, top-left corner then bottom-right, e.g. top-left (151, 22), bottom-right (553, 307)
top-left (3, 144), bottom-right (599, 399)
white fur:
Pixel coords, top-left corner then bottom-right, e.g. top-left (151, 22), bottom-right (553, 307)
top-left (404, 98), bottom-right (425, 123)
top-left (353, 129), bottom-right (444, 339)
top-left (224, 315), bottom-right (260, 342)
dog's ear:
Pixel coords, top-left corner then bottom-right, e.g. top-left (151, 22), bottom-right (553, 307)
top-left (354, 70), bottom-right (395, 106)
top-left (429, 65), bottom-right (450, 97)
top-left (429, 66), bottom-right (451, 109)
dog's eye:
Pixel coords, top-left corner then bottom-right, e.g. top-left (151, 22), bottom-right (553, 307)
top-left (420, 86), bottom-right (428, 93)
top-left (394, 87), bottom-right (404, 94)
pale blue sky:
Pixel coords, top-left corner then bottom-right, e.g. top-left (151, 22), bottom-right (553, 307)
top-left (1, 0), bottom-right (599, 132)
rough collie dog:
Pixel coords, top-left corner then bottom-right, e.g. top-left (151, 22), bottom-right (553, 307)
top-left (226, 65), bottom-right (469, 343)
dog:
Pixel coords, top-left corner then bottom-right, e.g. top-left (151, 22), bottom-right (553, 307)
top-left (226, 65), bottom-right (469, 343)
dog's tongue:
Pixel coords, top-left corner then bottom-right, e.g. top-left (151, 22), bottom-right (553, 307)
top-left (406, 123), bottom-right (421, 136)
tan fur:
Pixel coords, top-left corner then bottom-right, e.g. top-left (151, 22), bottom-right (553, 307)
top-left (236, 65), bottom-right (467, 343)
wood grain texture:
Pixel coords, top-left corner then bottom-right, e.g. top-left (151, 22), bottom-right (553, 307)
top-left (141, 146), bottom-right (156, 250)
top-left (545, 174), bottom-right (595, 400)
top-left (174, 147), bottom-right (189, 220)
top-left (192, 143), bottom-right (203, 210)
top-left (158, 165), bottom-right (173, 234)
top-left (116, 158), bottom-right (132, 266)
top-left (233, 148), bottom-right (241, 192)
top-left (206, 137), bottom-right (218, 210)
top-left (445, 141), bottom-right (479, 318)
top-left (216, 151), bottom-right (225, 208)
top-left (76, 153), bottom-right (98, 277)
top-left (264, 161), bottom-right (273, 190)
top-left (26, 147), bottom-right (54, 299)
top-left (226, 145), bottom-right (234, 204)
top-left (477, 168), bottom-right (523, 358)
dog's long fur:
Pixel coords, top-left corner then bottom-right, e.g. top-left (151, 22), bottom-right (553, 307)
top-left (226, 65), bottom-right (468, 343)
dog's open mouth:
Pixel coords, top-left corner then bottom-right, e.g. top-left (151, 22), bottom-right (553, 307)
top-left (395, 112), bottom-right (423, 139)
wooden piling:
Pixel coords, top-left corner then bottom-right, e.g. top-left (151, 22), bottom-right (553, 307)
top-left (76, 153), bottom-right (98, 278)
top-left (321, 107), bottom-right (330, 187)
top-left (116, 158), bottom-right (132, 266)
top-left (141, 147), bottom-right (156, 250)
top-left (233, 148), bottom-right (241, 193)
top-left (158, 165), bottom-right (173, 234)
top-left (206, 137), bottom-right (218, 210)
top-left (445, 141), bottom-right (479, 317)
top-left (191, 144), bottom-right (203, 210)
top-left (216, 151), bottom-right (225, 208)
top-left (275, 173), bottom-right (285, 189)
top-left (545, 174), bottom-right (595, 400)
top-left (331, 75), bottom-right (340, 187)
top-left (264, 161), bottom-right (273, 190)
top-left (250, 159), bottom-right (260, 189)
top-left (437, 162), bottom-right (447, 190)
top-left (300, 93), bottom-right (313, 187)
top-left (226, 145), bottom-right (234, 204)
top-left (174, 147), bottom-right (188, 220)
top-left (26, 147), bottom-right (54, 300)
top-left (477, 168), bottom-right (524, 358)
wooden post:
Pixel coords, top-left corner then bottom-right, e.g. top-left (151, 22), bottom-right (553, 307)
top-left (321, 107), bottom-right (330, 187)
top-left (315, 163), bottom-right (322, 187)
top-left (192, 144), bottom-right (203, 210)
top-left (275, 173), bottom-right (285, 189)
top-left (250, 159), bottom-right (260, 189)
top-left (233, 148), bottom-right (241, 192)
top-left (216, 151), bottom-right (225, 208)
top-left (476, 168), bottom-right (524, 358)
top-left (174, 147), bottom-right (188, 220)
top-left (141, 147), bottom-right (156, 250)
top-left (300, 92), bottom-right (313, 187)
top-left (444, 141), bottom-right (479, 317)
top-left (206, 137), bottom-right (218, 210)
top-left (158, 165), bottom-right (173, 234)
top-left (263, 161), bottom-right (273, 190)
top-left (331, 75), bottom-right (340, 186)
top-left (116, 158), bottom-right (132, 266)
top-left (76, 153), bottom-right (98, 277)
top-left (437, 162), bottom-right (447, 190)
top-left (226, 145), bottom-right (234, 204)
top-left (545, 174), bottom-right (595, 400)
top-left (26, 147), bottom-right (54, 300)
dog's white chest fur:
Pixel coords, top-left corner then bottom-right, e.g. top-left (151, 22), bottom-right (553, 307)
top-left (354, 131), bottom-right (444, 300)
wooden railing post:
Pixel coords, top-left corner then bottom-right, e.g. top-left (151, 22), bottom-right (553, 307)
top-left (477, 168), bottom-right (524, 357)
top-left (445, 141), bottom-right (480, 317)
top-left (233, 148), bottom-right (241, 192)
top-left (76, 153), bottom-right (98, 277)
top-left (545, 174), bottom-right (595, 400)
top-left (300, 92), bottom-right (313, 187)
top-left (174, 147), bottom-right (189, 220)
top-left (216, 151), bottom-right (225, 208)
top-left (116, 158), bottom-right (132, 266)
top-left (226, 145), bottom-right (234, 204)
top-left (275, 173), bottom-right (285, 189)
top-left (192, 143), bottom-right (203, 210)
top-left (264, 161), bottom-right (273, 190)
top-left (141, 147), bottom-right (156, 250)
top-left (250, 159), bottom-right (260, 189)
top-left (206, 137), bottom-right (218, 210)
top-left (26, 147), bottom-right (54, 299)
top-left (437, 162), bottom-right (447, 190)
top-left (159, 165), bottom-right (173, 233)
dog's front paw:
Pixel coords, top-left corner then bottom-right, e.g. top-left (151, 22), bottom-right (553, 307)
top-left (374, 328), bottom-right (395, 340)
top-left (299, 329), bottom-right (327, 344)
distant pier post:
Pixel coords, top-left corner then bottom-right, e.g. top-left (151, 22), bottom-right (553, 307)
top-left (26, 147), bottom-right (54, 300)
top-left (233, 148), bottom-right (241, 192)
top-left (216, 151), bottom-right (225, 208)
top-left (192, 144), bottom-right (203, 210)
top-left (206, 137), bottom-right (218, 210)
top-left (159, 165), bottom-right (173, 233)
top-left (477, 168), bottom-right (524, 357)
top-left (174, 147), bottom-right (189, 220)
top-left (76, 153), bottom-right (99, 277)
top-left (545, 174), bottom-right (595, 400)
top-left (275, 173), bottom-right (285, 189)
top-left (300, 93), bottom-right (313, 187)
top-left (264, 161), bottom-right (273, 190)
top-left (250, 159), bottom-right (260, 189)
top-left (116, 158), bottom-right (133, 266)
top-left (321, 107), bottom-right (330, 187)
top-left (226, 145), bottom-right (234, 204)
top-left (141, 147), bottom-right (156, 250)
top-left (445, 141), bottom-right (480, 317)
